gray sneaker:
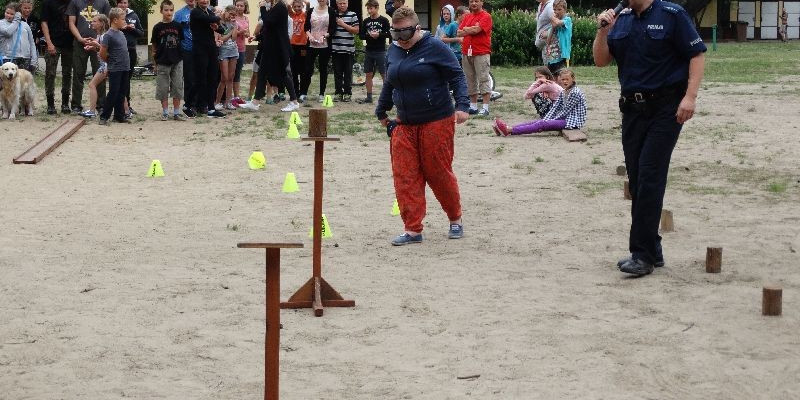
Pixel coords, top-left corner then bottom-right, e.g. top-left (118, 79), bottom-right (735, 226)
top-left (619, 258), bottom-right (655, 276)
top-left (477, 109), bottom-right (489, 117)
top-left (173, 113), bottom-right (187, 121)
top-left (448, 224), bottom-right (463, 239)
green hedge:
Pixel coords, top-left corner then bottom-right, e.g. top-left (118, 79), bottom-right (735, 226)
top-left (491, 9), bottom-right (599, 66)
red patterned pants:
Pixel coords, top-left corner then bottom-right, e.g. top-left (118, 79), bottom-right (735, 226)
top-left (391, 115), bottom-right (462, 233)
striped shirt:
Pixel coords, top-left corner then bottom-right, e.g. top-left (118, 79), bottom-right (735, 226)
top-left (331, 10), bottom-right (358, 54)
top-left (544, 86), bottom-right (587, 129)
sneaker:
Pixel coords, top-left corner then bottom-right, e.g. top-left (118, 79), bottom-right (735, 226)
top-left (238, 101), bottom-right (260, 111)
top-left (356, 97), bottom-right (373, 104)
top-left (280, 101), bottom-right (299, 112)
top-left (619, 258), bottom-right (655, 276)
top-left (477, 109), bottom-right (489, 117)
top-left (467, 108), bottom-right (479, 115)
top-left (61, 105), bottom-right (71, 114)
top-left (173, 113), bottom-right (187, 121)
top-left (125, 110), bottom-right (133, 120)
top-left (343, 94), bottom-right (352, 102)
top-left (318, 94), bottom-right (326, 103)
top-left (129, 107), bottom-right (137, 115)
top-left (113, 117), bottom-right (132, 124)
top-left (492, 121), bottom-right (502, 136)
top-left (47, 105), bottom-right (57, 115)
top-left (161, 113), bottom-right (169, 121)
top-left (391, 233), bottom-right (423, 246)
top-left (617, 255), bottom-right (665, 268)
top-left (80, 109), bottom-right (97, 118)
top-left (298, 95), bottom-right (306, 104)
top-left (448, 224), bottom-right (464, 239)
top-left (278, 93), bottom-right (286, 101)
top-left (71, 106), bottom-right (83, 114)
top-left (231, 97), bottom-right (243, 106)
top-left (98, 118), bottom-right (109, 125)
top-left (494, 118), bottom-right (510, 136)
top-left (225, 102), bottom-right (237, 110)
top-left (183, 108), bottom-right (197, 118)
top-left (214, 103), bottom-right (224, 111)
top-left (207, 109), bottom-right (226, 118)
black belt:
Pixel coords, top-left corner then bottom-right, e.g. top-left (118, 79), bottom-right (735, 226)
top-left (621, 81), bottom-right (687, 104)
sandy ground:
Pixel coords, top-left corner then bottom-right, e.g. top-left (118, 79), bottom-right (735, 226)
top-left (1, 72), bottom-right (799, 399)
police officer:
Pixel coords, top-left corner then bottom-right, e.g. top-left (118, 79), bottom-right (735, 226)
top-left (593, 0), bottom-right (706, 276)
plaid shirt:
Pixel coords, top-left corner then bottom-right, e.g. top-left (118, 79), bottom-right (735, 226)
top-left (544, 85), bottom-right (587, 129)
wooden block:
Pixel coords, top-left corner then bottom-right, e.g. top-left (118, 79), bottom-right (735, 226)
top-left (661, 209), bottom-right (674, 232)
top-left (616, 165), bottom-right (627, 176)
top-left (13, 119), bottom-right (85, 164)
top-left (561, 129), bottom-right (587, 142)
top-left (705, 247), bottom-right (722, 273)
top-left (762, 286), bottom-right (783, 316)
top-left (237, 242), bottom-right (304, 249)
top-left (624, 180), bottom-right (632, 200)
top-left (308, 108), bottom-right (327, 137)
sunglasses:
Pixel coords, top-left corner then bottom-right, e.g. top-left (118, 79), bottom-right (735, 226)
top-left (390, 25), bottom-right (418, 41)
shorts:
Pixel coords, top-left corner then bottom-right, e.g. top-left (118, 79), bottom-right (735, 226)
top-left (363, 50), bottom-right (386, 75)
top-left (155, 61), bottom-right (184, 101)
top-left (218, 44), bottom-right (239, 61)
top-left (463, 54), bottom-right (491, 96)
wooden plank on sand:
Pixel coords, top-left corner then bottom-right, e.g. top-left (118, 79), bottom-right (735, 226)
top-left (13, 119), bottom-right (85, 164)
top-left (561, 129), bottom-right (587, 142)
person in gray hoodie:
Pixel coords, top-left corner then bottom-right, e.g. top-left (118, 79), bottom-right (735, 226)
top-left (0, 3), bottom-right (38, 71)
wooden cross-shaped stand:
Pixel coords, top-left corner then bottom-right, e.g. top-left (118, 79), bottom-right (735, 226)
top-left (281, 109), bottom-right (355, 317)
top-left (237, 242), bottom-right (303, 400)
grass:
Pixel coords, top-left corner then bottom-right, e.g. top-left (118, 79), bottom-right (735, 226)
top-left (591, 156), bottom-right (603, 165)
top-left (576, 180), bottom-right (618, 197)
top-left (767, 181), bottom-right (788, 194)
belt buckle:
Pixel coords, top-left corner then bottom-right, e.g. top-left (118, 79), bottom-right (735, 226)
top-left (634, 92), bottom-right (645, 103)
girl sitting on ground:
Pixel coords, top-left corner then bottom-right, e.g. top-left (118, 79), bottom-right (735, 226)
top-left (494, 68), bottom-right (586, 136)
top-left (80, 15), bottom-right (111, 118)
top-left (524, 66), bottom-right (562, 118)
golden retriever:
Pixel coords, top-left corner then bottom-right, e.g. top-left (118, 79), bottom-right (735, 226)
top-left (0, 62), bottom-right (36, 119)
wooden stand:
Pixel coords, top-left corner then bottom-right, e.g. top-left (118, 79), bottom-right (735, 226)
top-left (281, 109), bottom-right (354, 317)
top-left (13, 119), bottom-right (85, 164)
top-left (560, 129), bottom-right (587, 142)
top-left (624, 180), bottom-right (632, 200)
top-left (705, 247), bottom-right (722, 273)
top-left (616, 165), bottom-right (627, 176)
top-left (660, 209), bottom-right (674, 232)
top-left (762, 285), bottom-right (783, 316)
top-left (237, 242), bottom-right (304, 400)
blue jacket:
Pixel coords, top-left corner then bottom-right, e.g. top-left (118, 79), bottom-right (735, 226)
top-left (376, 33), bottom-right (469, 125)
top-left (174, 5), bottom-right (193, 51)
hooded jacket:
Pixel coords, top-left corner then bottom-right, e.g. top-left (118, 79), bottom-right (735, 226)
top-left (436, 4), bottom-right (460, 55)
top-left (0, 13), bottom-right (38, 64)
top-left (121, 8), bottom-right (144, 49)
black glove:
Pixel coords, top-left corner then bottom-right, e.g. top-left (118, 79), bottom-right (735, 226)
top-left (386, 120), bottom-right (397, 138)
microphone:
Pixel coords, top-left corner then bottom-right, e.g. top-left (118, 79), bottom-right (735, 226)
top-left (600, 0), bottom-right (628, 27)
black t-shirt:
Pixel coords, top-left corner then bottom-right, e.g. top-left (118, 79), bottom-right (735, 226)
top-left (22, 15), bottom-right (43, 45)
top-left (150, 21), bottom-right (183, 65)
top-left (41, 0), bottom-right (72, 48)
top-left (359, 15), bottom-right (390, 51)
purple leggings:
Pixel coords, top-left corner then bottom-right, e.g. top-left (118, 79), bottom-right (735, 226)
top-left (511, 119), bottom-right (566, 135)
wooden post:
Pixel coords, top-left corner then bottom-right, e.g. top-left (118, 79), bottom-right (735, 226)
top-left (705, 247), bottom-right (722, 273)
top-left (661, 209), bottom-right (674, 232)
top-left (237, 242), bottom-right (304, 400)
top-left (762, 286), bottom-right (783, 316)
top-left (624, 180), bottom-right (632, 200)
top-left (308, 109), bottom-right (327, 137)
top-left (616, 165), bottom-right (626, 176)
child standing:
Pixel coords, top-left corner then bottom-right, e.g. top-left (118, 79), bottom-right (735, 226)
top-left (117, 0), bottom-right (144, 116)
top-left (356, 0), bottom-right (389, 104)
top-left (436, 4), bottom-right (461, 64)
top-left (98, 8), bottom-right (131, 125)
top-left (214, 5), bottom-right (239, 110)
top-left (545, 0), bottom-right (571, 74)
top-left (331, 0), bottom-right (358, 102)
top-left (524, 66), bottom-right (562, 118)
top-left (232, 0), bottom-right (250, 105)
top-left (79, 14), bottom-right (109, 118)
top-left (151, 0), bottom-right (185, 121)
top-left (779, 8), bottom-right (788, 42)
top-left (289, 0), bottom-right (307, 102)
top-left (0, 3), bottom-right (38, 71)
top-left (494, 69), bottom-right (586, 136)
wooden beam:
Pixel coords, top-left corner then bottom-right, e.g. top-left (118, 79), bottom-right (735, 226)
top-left (13, 119), bottom-right (85, 164)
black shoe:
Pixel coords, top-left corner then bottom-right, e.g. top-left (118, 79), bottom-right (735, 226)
top-left (71, 106), bottom-right (83, 114)
top-left (342, 94), bottom-right (351, 102)
top-left (207, 109), bottom-right (226, 118)
top-left (356, 97), bottom-right (373, 104)
top-left (61, 105), bottom-right (71, 114)
top-left (98, 118), bottom-right (109, 125)
top-left (617, 256), bottom-right (665, 268)
top-left (467, 108), bottom-right (479, 115)
top-left (47, 105), bottom-right (57, 115)
top-left (183, 108), bottom-right (197, 118)
top-left (619, 258), bottom-right (655, 276)
top-left (113, 118), bottom-right (132, 124)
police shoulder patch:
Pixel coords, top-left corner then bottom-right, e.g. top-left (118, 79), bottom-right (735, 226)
top-left (659, 1), bottom-right (684, 14)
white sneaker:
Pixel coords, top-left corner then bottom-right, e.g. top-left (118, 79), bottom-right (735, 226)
top-left (239, 101), bottom-right (260, 111)
top-left (281, 101), bottom-right (300, 112)
top-left (214, 103), bottom-right (224, 111)
top-left (225, 102), bottom-right (236, 110)
top-left (298, 95), bottom-right (307, 103)
top-left (318, 94), bottom-right (325, 103)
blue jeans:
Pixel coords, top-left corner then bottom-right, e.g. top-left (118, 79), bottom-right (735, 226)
top-left (621, 95), bottom-right (683, 264)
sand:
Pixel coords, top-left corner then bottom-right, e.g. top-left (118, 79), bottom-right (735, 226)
top-left (1, 75), bottom-right (799, 399)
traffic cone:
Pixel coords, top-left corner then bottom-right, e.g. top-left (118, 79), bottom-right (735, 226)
top-left (289, 111), bottom-right (303, 125)
top-left (147, 160), bottom-right (164, 177)
top-left (282, 172), bottom-right (299, 193)
top-left (248, 151), bottom-right (266, 170)
top-left (286, 122), bottom-right (300, 139)
top-left (309, 214), bottom-right (333, 238)
top-left (322, 94), bottom-right (334, 108)
top-left (391, 199), bottom-right (400, 216)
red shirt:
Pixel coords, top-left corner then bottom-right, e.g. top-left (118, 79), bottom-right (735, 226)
top-left (290, 10), bottom-right (307, 46)
top-left (459, 9), bottom-right (492, 56)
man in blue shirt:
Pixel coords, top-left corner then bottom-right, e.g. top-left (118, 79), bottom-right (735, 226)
top-left (174, 0), bottom-right (196, 117)
top-left (593, 0), bottom-right (706, 276)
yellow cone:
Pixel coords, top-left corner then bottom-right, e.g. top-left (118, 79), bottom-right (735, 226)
top-left (248, 151), bottom-right (266, 170)
top-left (147, 160), bottom-right (164, 177)
top-left (286, 123), bottom-right (300, 139)
top-left (322, 94), bottom-right (334, 108)
top-left (391, 199), bottom-right (400, 216)
top-left (282, 172), bottom-right (299, 193)
top-left (289, 111), bottom-right (303, 125)
top-left (309, 213), bottom-right (333, 238)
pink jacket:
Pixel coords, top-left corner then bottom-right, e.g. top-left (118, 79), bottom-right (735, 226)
top-left (524, 78), bottom-right (563, 101)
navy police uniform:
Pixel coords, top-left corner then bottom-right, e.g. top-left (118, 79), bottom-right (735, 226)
top-left (606, 0), bottom-right (706, 267)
